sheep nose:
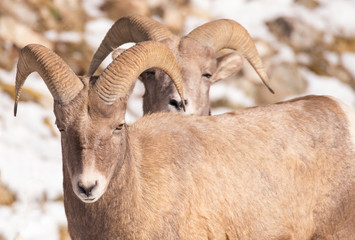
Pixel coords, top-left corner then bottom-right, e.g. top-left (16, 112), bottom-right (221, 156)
top-left (77, 181), bottom-right (98, 197)
top-left (169, 99), bottom-right (188, 111)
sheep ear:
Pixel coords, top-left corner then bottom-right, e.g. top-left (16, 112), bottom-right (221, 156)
top-left (112, 48), bottom-right (126, 60)
top-left (210, 52), bottom-right (243, 84)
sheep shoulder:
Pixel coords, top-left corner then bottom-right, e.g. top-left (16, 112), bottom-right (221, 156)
top-left (131, 95), bottom-right (353, 156)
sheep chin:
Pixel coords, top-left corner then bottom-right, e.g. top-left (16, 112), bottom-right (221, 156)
top-left (80, 196), bottom-right (101, 204)
top-left (75, 189), bottom-right (105, 203)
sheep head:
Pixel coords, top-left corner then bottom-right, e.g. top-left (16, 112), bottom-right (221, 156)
top-left (14, 41), bottom-right (184, 203)
top-left (89, 15), bottom-right (273, 115)
top-left (144, 37), bottom-right (246, 115)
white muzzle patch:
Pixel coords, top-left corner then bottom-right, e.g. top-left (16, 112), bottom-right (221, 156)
top-left (72, 164), bottom-right (108, 203)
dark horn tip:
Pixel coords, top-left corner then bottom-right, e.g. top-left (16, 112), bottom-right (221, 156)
top-left (263, 80), bottom-right (275, 94)
top-left (14, 102), bottom-right (18, 117)
top-left (268, 86), bottom-right (275, 94)
top-left (182, 102), bottom-right (186, 112)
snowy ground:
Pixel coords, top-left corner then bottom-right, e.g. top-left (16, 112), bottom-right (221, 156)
top-left (1, 0), bottom-right (355, 239)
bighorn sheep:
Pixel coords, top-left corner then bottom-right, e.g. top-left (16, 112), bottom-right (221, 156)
top-left (88, 15), bottom-right (274, 115)
top-left (15, 41), bottom-right (355, 239)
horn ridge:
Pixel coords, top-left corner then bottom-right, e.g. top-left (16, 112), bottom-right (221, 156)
top-left (14, 44), bottom-right (83, 116)
top-left (187, 19), bottom-right (274, 93)
top-left (88, 15), bottom-right (173, 76)
top-left (94, 41), bottom-right (184, 109)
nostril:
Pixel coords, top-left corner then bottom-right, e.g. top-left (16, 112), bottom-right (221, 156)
top-left (169, 99), bottom-right (188, 111)
top-left (169, 99), bottom-right (179, 109)
top-left (78, 181), bottom-right (98, 197)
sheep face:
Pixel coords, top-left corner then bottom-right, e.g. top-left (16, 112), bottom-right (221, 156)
top-left (138, 37), bottom-right (243, 115)
top-left (15, 41), bottom-right (184, 204)
top-left (54, 78), bottom-right (128, 203)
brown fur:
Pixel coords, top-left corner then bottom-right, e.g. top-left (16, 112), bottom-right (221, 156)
top-left (53, 84), bottom-right (355, 239)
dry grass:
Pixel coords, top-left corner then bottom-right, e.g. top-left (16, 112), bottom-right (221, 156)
top-left (0, 182), bottom-right (16, 206)
top-left (59, 225), bottom-right (71, 240)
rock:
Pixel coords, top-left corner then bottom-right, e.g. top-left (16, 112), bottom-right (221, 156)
top-left (54, 40), bottom-right (94, 75)
top-left (304, 48), bottom-right (355, 88)
top-left (331, 35), bottom-right (355, 53)
top-left (28, 0), bottom-right (88, 32)
top-left (266, 16), bottom-right (323, 52)
top-left (0, 79), bottom-right (52, 109)
top-left (162, 5), bottom-right (187, 34)
top-left (0, 175), bottom-right (16, 206)
top-left (59, 226), bottom-right (71, 240)
top-left (0, 185), bottom-right (15, 206)
top-left (294, 0), bottom-right (320, 9)
top-left (100, 0), bottom-right (149, 20)
top-left (0, 15), bottom-right (53, 49)
top-left (0, 39), bottom-right (18, 71)
top-left (0, 0), bottom-right (40, 30)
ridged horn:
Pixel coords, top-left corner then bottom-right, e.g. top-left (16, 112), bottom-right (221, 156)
top-left (94, 41), bottom-right (185, 110)
top-left (88, 15), bottom-right (173, 76)
top-left (14, 44), bottom-right (83, 116)
top-left (187, 19), bottom-right (274, 93)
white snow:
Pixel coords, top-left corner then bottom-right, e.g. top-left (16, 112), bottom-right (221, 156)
top-left (0, 91), bottom-right (64, 239)
top-left (210, 81), bottom-right (255, 111)
top-left (301, 68), bottom-right (355, 106)
top-left (342, 52), bottom-right (355, 78)
top-left (45, 31), bottom-right (82, 43)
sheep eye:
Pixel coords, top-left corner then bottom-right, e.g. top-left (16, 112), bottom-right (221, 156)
top-left (57, 125), bottom-right (65, 132)
top-left (56, 120), bottom-right (65, 133)
top-left (114, 123), bottom-right (125, 131)
top-left (202, 73), bottom-right (212, 79)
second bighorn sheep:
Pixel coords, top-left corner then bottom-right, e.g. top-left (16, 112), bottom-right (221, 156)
top-left (88, 15), bottom-right (274, 115)
top-left (15, 41), bottom-right (355, 239)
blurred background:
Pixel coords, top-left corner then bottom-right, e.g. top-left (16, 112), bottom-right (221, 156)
top-left (1, 0), bottom-right (355, 239)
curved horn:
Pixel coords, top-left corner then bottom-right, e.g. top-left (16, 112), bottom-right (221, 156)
top-left (93, 41), bottom-right (185, 110)
top-left (187, 19), bottom-right (274, 93)
top-left (14, 44), bottom-right (83, 116)
top-left (88, 15), bottom-right (173, 76)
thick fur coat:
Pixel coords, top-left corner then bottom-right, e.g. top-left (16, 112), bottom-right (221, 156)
top-left (59, 94), bottom-right (355, 239)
